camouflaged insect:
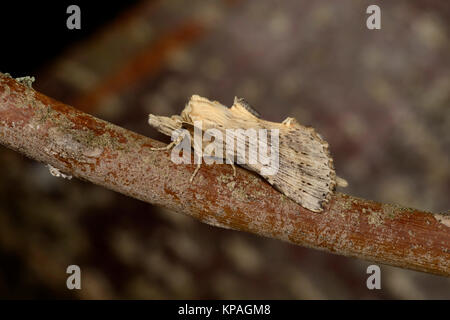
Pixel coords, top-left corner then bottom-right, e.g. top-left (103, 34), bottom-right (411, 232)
top-left (148, 95), bottom-right (347, 213)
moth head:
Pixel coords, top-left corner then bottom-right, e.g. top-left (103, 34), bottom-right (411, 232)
top-left (148, 114), bottom-right (182, 136)
top-left (182, 95), bottom-right (229, 126)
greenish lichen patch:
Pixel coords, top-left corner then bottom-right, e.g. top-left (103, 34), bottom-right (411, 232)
top-left (15, 76), bottom-right (35, 89)
top-left (382, 203), bottom-right (399, 219)
top-left (434, 213), bottom-right (450, 228)
top-left (0, 82), bottom-right (11, 102)
top-left (231, 185), bottom-right (250, 201)
top-left (226, 181), bottom-right (236, 191)
top-left (216, 173), bottom-right (234, 184)
top-left (364, 208), bottom-right (383, 226)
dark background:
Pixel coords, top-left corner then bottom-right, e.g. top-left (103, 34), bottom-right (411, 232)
top-left (1, 1), bottom-right (136, 73)
top-left (0, 0), bottom-right (449, 299)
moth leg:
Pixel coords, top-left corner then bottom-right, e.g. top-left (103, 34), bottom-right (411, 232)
top-left (189, 141), bottom-right (203, 183)
top-left (189, 162), bottom-right (202, 183)
top-left (227, 158), bottom-right (236, 177)
top-left (230, 162), bottom-right (236, 177)
top-left (150, 132), bottom-right (185, 151)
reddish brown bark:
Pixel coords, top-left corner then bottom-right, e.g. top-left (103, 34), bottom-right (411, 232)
top-left (0, 72), bottom-right (448, 276)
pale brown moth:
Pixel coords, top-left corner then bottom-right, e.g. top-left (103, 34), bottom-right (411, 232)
top-left (148, 95), bottom-right (347, 212)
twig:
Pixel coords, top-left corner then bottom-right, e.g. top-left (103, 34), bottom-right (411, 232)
top-left (0, 72), bottom-right (448, 276)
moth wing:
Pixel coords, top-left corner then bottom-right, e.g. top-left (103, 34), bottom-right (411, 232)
top-left (262, 123), bottom-right (337, 212)
top-left (231, 97), bottom-right (261, 118)
top-left (181, 121), bottom-right (195, 131)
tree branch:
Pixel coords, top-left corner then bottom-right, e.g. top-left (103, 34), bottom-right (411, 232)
top-left (0, 72), bottom-right (448, 276)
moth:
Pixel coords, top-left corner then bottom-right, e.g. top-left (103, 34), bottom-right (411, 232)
top-left (148, 95), bottom-right (347, 212)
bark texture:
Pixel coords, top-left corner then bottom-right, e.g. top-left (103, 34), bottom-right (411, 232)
top-left (0, 73), bottom-right (448, 276)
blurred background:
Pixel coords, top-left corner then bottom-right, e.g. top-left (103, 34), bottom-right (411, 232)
top-left (0, 0), bottom-right (449, 299)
